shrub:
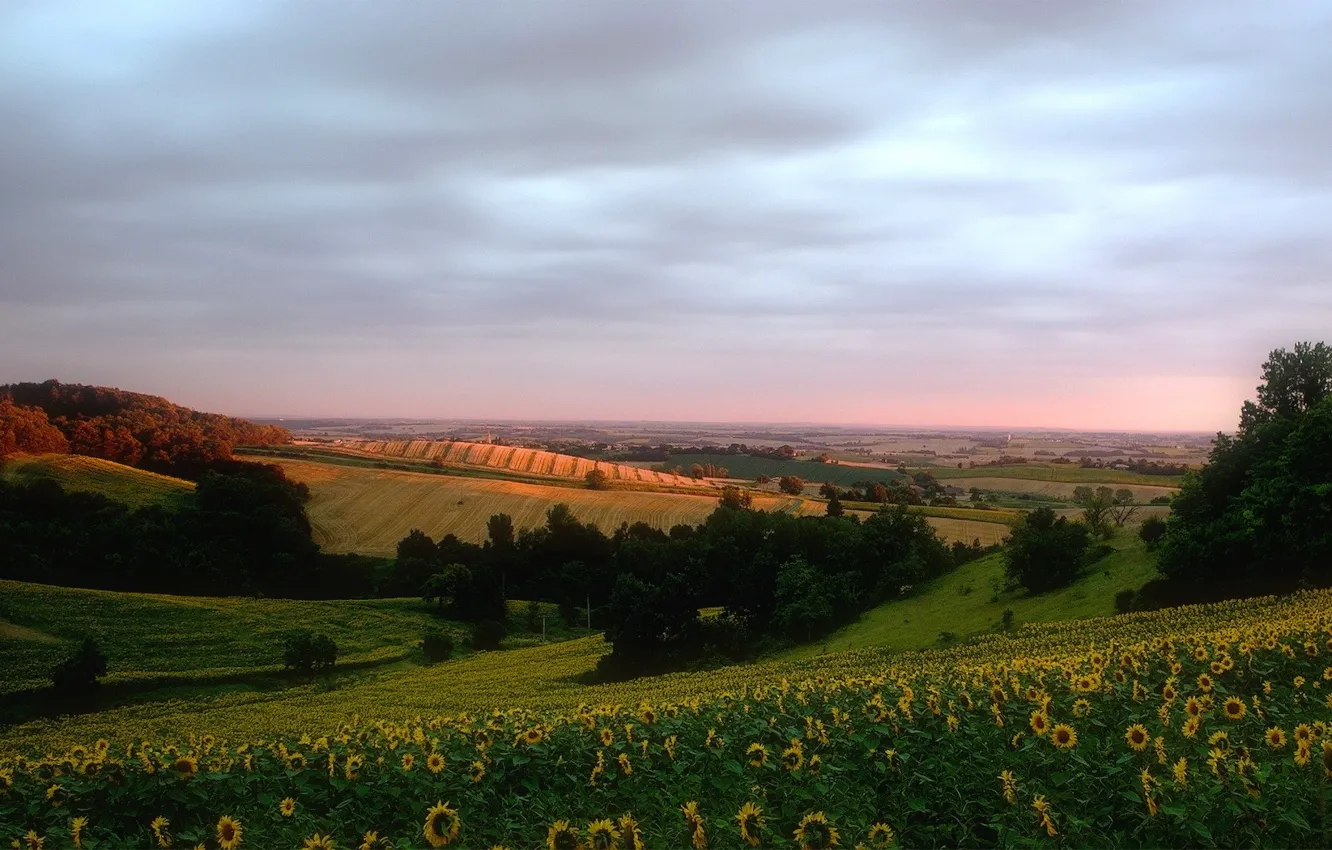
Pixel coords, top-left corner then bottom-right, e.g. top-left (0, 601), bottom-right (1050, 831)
top-left (420, 628), bottom-right (455, 663)
top-left (1138, 515), bottom-right (1167, 548)
top-left (1115, 589), bottom-right (1137, 614)
top-left (50, 636), bottom-right (107, 695)
top-left (283, 631), bottom-right (338, 674)
top-left (1002, 507), bottom-right (1092, 594)
top-left (469, 620), bottom-right (507, 651)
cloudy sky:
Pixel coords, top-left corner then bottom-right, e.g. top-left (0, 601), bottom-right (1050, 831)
top-left (2, 1), bottom-right (1329, 431)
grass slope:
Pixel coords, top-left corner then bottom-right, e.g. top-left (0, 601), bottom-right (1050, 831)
top-left (266, 457), bottom-right (804, 556)
top-left (0, 454), bottom-right (193, 509)
top-left (0, 580), bottom-right (472, 695)
top-left (779, 534), bottom-right (1160, 660)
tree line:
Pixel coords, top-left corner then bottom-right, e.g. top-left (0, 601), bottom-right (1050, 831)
top-left (0, 380), bottom-right (290, 478)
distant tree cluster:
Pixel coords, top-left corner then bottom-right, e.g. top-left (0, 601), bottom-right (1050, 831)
top-left (0, 380), bottom-right (290, 476)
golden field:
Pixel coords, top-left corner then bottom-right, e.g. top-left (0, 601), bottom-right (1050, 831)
top-left (266, 458), bottom-right (804, 556)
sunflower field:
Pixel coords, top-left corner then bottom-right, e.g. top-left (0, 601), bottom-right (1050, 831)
top-left (6, 590), bottom-right (1332, 848)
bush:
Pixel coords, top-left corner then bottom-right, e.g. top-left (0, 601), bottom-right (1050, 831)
top-left (469, 620), bottom-right (507, 651)
top-left (1139, 515), bottom-right (1167, 548)
top-left (1114, 588), bottom-right (1137, 614)
top-left (283, 631), bottom-right (338, 674)
top-left (420, 627), bottom-right (455, 663)
top-left (1002, 507), bottom-right (1092, 594)
top-left (50, 636), bottom-right (107, 695)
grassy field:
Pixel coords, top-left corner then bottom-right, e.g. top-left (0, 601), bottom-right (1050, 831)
top-left (786, 500), bottom-right (1013, 545)
top-left (779, 533), bottom-right (1159, 660)
top-left (0, 580), bottom-right (465, 696)
top-left (0, 453), bottom-right (193, 509)
top-left (266, 458), bottom-right (804, 556)
top-left (328, 438), bottom-right (694, 485)
top-left (663, 453), bottom-right (908, 488)
top-left (925, 463), bottom-right (1185, 487)
top-left (941, 475), bottom-right (1179, 503)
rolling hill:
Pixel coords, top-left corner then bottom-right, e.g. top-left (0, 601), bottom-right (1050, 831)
top-left (326, 438), bottom-right (695, 485)
top-left (0, 453), bottom-right (194, 509)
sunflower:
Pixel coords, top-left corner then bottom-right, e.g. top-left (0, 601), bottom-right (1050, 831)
top-left (1125, 724), bottom-right (1150, 752)
top-left (617, 814), bottom-right (644, 850)
top-left (736, 802), bottom-right (764, 847)
top-left (427, 753), bottom-right (445, 774)
top-left (70, 817), bottom-right (88, 850)
top-left (1267, 727), bottom-right (1288, 750)
top-left (999, 769), bottom-right (1018, 805)
top-left (782, 741), bottom-right (805, 772)
top-left (523, 727), bottom-right (545, 746)
top-left (173, 755), bottom-right (198, 779)
top-left (358, 831), bottom-right (379, 850)
top-left (1323, 741), bottom-right (1332, 779)
top-left (216, 815), bottom-right (243, 850)
top-left (793, 811), bottom-right (840, 850)
top-left (866, 822), bottom-right (895, 848)
top-left (1223, 697), bottom-right (1247, 721)
top-left (286, 752), bottom-right (306, 771)
top-left (1072, 698), bottom-right (1091, 718)
top-left (23, 830), bottom-right (43, 850)
top-left (1029, 711), bottom-right (1049, 736)
top-left (401, 753), bottom-right (415, 772)
top-left (301, 836), bottom-right (335, 850)
top-left (45, 784), bottom-right (65, 807)
top-left (600, 728), bottom-right (615, 747)
top-left (617, 753), bottom-right (632, 775)
top-left (1031, 795), bottom-right (1057, 837)
top-left (150, 816), bottom-right (172, 849)
top-left (1295, 723), bottom-right (1314, 744)
top-left (419, 801), bottom-right (465, 848)
top-left (1051, 724), bottom-right (1077, 749)
top-left (638, 705), bottom-right (657, 725)
top-left (470, 760), bottom-right (486, 783)
top-left (344, 753), bottom-right (364, 781)
top-left (746, 743), bottom-right (768, 768)
top-left (547, 820), bottom-right (580, 850)
top-left (280, 797), bottom-right (296, 817)
top-left (586, 819), bottom-right (620, 850)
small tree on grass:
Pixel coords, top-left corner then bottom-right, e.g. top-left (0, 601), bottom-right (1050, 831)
top-left (283, 631), bottom-right (338, 675)
top-left (469, 620), bottom-right (507, 651)
top-left (1108, 488), bottom-right (1139, 527)
top-left (1138, 515), bottom-right (1167, 549)
top-left (51, 636), bottom-right (107, 696)
top-left (718, 486), bottom-right (753, 510)
top-left (1072, 486), bottom-right (1117, 538)
top-left (778, 475), bottom-right (806, 496)
top-left (420, 627), bottom-right (455, 663)
top-left (1003, 507), bottom-right (1092, 594)
top-left (585, 469), bottom-right (610, 490)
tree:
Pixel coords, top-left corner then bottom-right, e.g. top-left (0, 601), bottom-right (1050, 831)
top-left (50, 636), bottom-right (107, 696)
top-left (0, 398), bottom-right (70, 458)
top-left (718, 486), bottom-right (752, 510)
top-left (1161, 342), bottom-right (1332, 590)
top-left (1138, 515), bottom-right (1167, 548)
top-left (690, 463), bottom-right (705, 480)
top-left (969, 487), bottom-right (984, 504)
top-left (826, 491), bottom-right (844, 517)
top-left (420, 627), bottom-right (454, 662)
top-left (1108, 488), bottom-right (1138, 527)
top-left (778, 475), bottom-right (805, 496)
top-left (1239, 341), bottom-right (1332, 432)
top-left (772, 558), bottom-right (836, 642)
top-left (486, 513), bottom-right (515, 549)
top-left (585, 469), bottom-right (609, 490)
top-left (283, 631), bottom-right (338, 674)
top-left (421, 563), bottom-right (471, 610)
top-left (1003, 507), bottom-right (1092, 593)
top-left (468, 620), bottom-right (507, 651)
top-left (1072, 486), bottom-right (1116, 538)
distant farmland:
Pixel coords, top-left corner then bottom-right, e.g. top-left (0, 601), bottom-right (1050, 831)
top-left (266, 458), bottom-right (803, 557)
top-left (943, 476), bottom-right (1179, 503)
top-left (328, 439), bottom-right (692, 485)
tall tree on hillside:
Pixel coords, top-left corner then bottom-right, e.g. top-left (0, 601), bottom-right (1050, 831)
top-left (1162, 342), bottom-right (1332, 589)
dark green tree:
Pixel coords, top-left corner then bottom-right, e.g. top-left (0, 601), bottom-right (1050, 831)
top-left (1003, 507), bottom-right (1092, 593)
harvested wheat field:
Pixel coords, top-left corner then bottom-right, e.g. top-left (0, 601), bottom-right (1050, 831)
top-left (327, 438), bottom-right (692, 485)
top-left (785, 500), bottom-right (1011, 546)
top-left (266, 458), bottom-right (801, 556)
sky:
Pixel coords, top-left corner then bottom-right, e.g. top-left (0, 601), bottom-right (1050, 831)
top-left (2, 2), bottom-right (1330, 432)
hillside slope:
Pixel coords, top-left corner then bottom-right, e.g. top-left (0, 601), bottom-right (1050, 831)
top-left (0, 453), bottom-right (194, 509)
top-left (779, 535), bottom-right (1159, 660)
top-left (264, 457), bottom-right (805, 555)
top-left (331, 438), bottom-right (693, 485)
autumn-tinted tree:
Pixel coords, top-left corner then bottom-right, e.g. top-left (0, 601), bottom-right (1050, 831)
top-left (0, 398), bottom-right (70, 458)
top-left (778, 475), bottom-right (805, 495)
